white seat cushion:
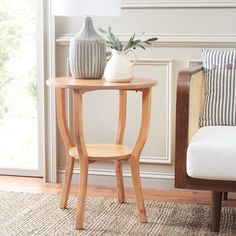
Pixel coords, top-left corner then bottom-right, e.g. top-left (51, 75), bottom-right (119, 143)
top-left (187, 126), bottom-right (236, 181)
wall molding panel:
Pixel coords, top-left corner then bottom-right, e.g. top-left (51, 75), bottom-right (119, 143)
top-left (135, 59), bottom-right (173, 164)
top-left (122, 0), bottom-right (236, 9)
top-left (55, 4), bottom-right (236, 188)
top-left (56, 34), bottom-right (236, 48)
top-left (63, 59), bottom-right (173, 165)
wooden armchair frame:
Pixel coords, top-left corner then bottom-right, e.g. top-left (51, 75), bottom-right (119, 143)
top-left (175, 65), bottom-right (236, 232)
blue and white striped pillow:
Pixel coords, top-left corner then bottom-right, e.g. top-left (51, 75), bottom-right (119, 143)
top-left (200, 49), bottom-right (236, 126)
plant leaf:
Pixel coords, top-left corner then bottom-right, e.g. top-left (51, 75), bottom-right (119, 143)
top-left (133, 39), bottom-right (141, 45)
top-left (127, 33), bottom-right (135, 47)
top-left (138, 44), bottom-right (146, 50)
top-left (131, 33), bottom-right (136, 41)
top-left (98, 28), bottom-right (106, 34)
top-left (106, 40), bottom-right (113, 45)
top-left (108, 26), bottom-right (112, 35)
top-left (116, 37), bottom-right (123, 51)
top-left (147, 37), bottom-right (158, 41)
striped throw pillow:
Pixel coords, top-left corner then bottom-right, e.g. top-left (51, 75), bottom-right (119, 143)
top-left (200, 50), bottom-right (236, 126)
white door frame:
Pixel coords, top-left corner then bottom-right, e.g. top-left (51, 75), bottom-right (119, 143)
top-left (42, 0), bottom-right (58, 183)
top-left (0, 0), bottom-right (58, 182)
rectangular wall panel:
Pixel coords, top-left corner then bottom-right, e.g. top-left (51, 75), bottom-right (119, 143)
top-left (55, 4), bottom-right (236, 188)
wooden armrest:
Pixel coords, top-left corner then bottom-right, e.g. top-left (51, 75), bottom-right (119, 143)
top-left (175, 65), bottom-right (204, 188)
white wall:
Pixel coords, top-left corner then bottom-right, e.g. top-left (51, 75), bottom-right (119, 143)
top-left (54, 0), bottom-right (236, 189)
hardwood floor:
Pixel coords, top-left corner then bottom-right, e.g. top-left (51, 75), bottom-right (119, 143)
top-left (0, 176), bottom-right (235, 207)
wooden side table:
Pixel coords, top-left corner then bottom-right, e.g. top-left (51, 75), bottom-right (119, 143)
top-left (46, 77), bottom-right (157, 229)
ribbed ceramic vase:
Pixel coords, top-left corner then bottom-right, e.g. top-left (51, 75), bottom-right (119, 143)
top-left (69, 17), bottom-right (106, 79)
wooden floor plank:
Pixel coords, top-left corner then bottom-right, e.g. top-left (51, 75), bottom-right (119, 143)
top-left (0, 176), bottom-right (235, 207)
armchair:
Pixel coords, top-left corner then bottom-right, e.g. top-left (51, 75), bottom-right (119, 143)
top-left (175, 65), bottom-right (236, 232)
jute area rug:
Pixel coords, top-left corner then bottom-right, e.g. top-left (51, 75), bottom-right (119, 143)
top-left (0, 191), bottom-right (235, 236)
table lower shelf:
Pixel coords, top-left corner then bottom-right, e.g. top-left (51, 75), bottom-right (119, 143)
top-left (69, 144), bottom-right (132, 161)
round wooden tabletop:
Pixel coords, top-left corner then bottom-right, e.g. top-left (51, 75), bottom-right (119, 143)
top-left (46, 77), bottom-right (157, 90)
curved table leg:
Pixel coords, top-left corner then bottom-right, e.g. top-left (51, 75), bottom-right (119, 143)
top-left (60, 157), bottom-right (75, 209)
top-left (131, 88), bottom-right (152, 223)
top-left (115, 90), bottom-right (127, 144)
top-left (130, 160), bottom-right (147, 222)
top-left (76, 159), bottom-right (89, 230)
top-left (115, 90), bottom-right (127, 203)
top-left (73, 89), bottom-right (89, 230)
top-left (56, 88), bottom-right (74, 209)
top-left (115, 161), bottom-right (125, 203)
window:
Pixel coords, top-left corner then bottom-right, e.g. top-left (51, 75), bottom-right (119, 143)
top-left (0, 0), bottom-right (43, 176)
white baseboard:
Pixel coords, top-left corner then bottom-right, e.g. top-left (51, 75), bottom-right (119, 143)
top-left (57, 168), bottom-right (175, 190)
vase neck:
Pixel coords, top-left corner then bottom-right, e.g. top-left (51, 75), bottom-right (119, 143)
top-left (76, 16), bottom-right (102, 40)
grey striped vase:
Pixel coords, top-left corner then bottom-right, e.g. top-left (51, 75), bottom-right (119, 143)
top-left (69, 17), bottom-right (106, 79)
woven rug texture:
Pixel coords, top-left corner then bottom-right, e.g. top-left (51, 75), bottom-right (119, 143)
top-left (0, 191), bottom-right (235, 236)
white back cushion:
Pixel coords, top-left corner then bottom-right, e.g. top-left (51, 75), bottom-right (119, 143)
top-left (200, 50), bottom-right (236, 126)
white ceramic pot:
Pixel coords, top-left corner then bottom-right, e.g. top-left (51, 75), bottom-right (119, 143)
top-left (103, 49), bottom-right (137, 83)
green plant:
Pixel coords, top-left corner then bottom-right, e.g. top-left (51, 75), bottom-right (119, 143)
top-left (0, 0), bottom-right (37, 118)
top-left (99, 26), bottom-right (158, 51)
top-left (27, 65), bottom-right (37, 106)
top-left (0, 0), bottom-right (22, 118)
